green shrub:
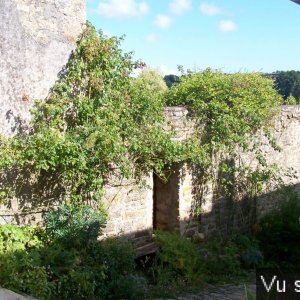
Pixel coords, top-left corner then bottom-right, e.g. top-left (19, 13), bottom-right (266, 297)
top-left (95, 238), bottom-right (146, 300)
top-left (0, 224), bottom-right (43, 252)
top-left (256, 188), bottom-right (300, 268)
top-left (43, 205), bottom-right (144, 299)
top-left (0, 225), bottom-right (50, 298)
top-left (0, 206), bottom-right (145, 300)
top-left (231, 234), bottom-right (263, 268)
top-left (154, 231), bottom-right (203, 284)
top-left (202, 238), bottom-right (242, 282)
top-left (45, 203), bottom-right (107, 247)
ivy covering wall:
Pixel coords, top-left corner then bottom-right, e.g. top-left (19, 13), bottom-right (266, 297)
top-left (0, 24), bottom-right (283, 210)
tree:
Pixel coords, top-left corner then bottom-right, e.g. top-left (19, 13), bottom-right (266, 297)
top-left (134, 68), bottom-right (168, 94)
top-left (164, 74), bottom-right (180, 88)
top-left (274, 70), bottom-right (300, 102)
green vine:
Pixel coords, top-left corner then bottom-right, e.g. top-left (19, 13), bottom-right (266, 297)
top-left (0, 24), bottom-right (283, 209)
top-left (0, 24), bottom-right (178, 204)
top-left (166, 69), bottom-right (283, 225)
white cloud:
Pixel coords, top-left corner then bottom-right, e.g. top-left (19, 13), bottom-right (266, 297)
top-left (154, 14), bottom-right (172, 29)
top-left (169, 0), bottom-right (192, 15)
top-left (146, 33), bottom-right (158, 43)
top-left (200, 2), bottom-right (222, 16)
top-left (218, 20), bottom-right (237, 32)
top-left (97, 0), bottom-right (149, 18)
top-left (158, 65), bottom-right (180, 76)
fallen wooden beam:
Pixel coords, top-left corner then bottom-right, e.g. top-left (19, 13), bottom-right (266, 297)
top-left (136, 242), bottom-right (158, 257)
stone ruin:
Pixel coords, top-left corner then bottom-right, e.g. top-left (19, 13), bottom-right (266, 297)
top-left (1, 0), bottom-right (300, 254)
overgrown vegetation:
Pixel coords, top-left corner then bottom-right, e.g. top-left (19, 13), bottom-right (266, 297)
top-left (165, 69), bottom-right (283, 214)
top-left (142, 231), bottom-right (260, 298)
top-left (0, 205), bottom-right (145, 299)
top-left (255, 187), bottom-right (300, 268)
top-left (167, 69), bottom-right (281, 156)
top-left (0, 23), bottom-right (296, 299)
top-left (0, 24), bottom-right (283, 208)
top-left (144, 189), bottom-right (300, 298)
top-left (0, 24), bottom-right (177, 206)
top-left (1, 190), bottom-right (299, 299)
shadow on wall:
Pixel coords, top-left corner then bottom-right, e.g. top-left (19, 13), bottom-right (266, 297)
top-left (194, 176), bottom-right (300, 238)
top-left (0, 168), bottom-right (66, 225)
top-left (5, 109), bottom-right (29, 135)
top-left (153, 162), bottom-right (300, 240)
top-left (0, 51), bottom-right (79, 224)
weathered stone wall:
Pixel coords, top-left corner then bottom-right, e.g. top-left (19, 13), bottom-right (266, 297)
top-left (162, 106), bottom-right (300, 238)
top-left (1, 1), bottom-right (300, 243)
top-left (101, 175), bottom-right (153, 247)
top-left (248, 105), bottom-right (300, 215)
top-left (0, 0), bottom-right (86, 135)
top-left (0, 104), bottom-right (300, 242)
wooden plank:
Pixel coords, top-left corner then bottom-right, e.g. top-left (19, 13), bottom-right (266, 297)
top-left (136, 242), bottom-right (158, 257)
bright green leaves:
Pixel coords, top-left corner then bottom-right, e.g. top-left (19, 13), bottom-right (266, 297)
top-left (0, 24), bottom-right (174, 204)
top-left (167, 69), bottom-right (281, 153)
top-left (0, 26), bottom-right (284, 208)
top-left (166, 68), bottom-right (283, 198)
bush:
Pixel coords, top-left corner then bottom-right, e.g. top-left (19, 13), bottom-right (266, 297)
top-left (45, 203), bottom-right (107, 247)
top-left (142, 231), bottom-right (204, 298)
top-left (97, 238), bottom-right (147, 300)
top-left (0, 225), bottom-right (50, 298)
top-left (201, 238), bottom-right (242, 282)
top-left (256, 188), bottom-right (300, 268)
top-left (153, 231), bottom-right (203, 286)
top-left (0, 224), bottom-right (43, 252)
top-left (0, 205), bottom-right (145, 300)
top-left (231, 234), bottom-right (263, 268)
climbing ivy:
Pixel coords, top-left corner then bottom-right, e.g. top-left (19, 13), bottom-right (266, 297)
top-left (0, 25), bottom-right (283, 208)
top-left (166, 69), bottom-right (283, 198)
top-left (0, 24), bottom-right (178, 204)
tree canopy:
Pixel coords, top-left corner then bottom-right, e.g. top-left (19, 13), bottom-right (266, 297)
top-left (273, 70), bottom-right (300, 102)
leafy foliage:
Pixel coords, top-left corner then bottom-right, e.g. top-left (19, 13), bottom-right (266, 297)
top-left (0, 23), bottom-right (283, 213)
top-left (0, 23), bottom-right (177, 205)
top-left (273, 70), bottom-right (300, 102)
top-left (166, 69), bottom-right (283, 202)
top-left (45, 203), bottom-right (106, 247)
top-left (134, 68), bottom-right (168, 95)
top-left (0, 225), bottom-right (50, 298)
top-left (154, 231), bottom-right (203, 284)
top-left (0, 206), bottom-right (145, 299)
top-left (145, 231), bottom-right (258, 297)
top-left (0, 224), bottom-right (43, 252)
top-left (0, 19), bottom-right (292, 300)
top-left (256, 187), bottom-right (300, 268)
top-left (167, 69), bottom-right (281, 153)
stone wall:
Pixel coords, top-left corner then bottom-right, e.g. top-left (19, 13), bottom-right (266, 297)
top-left (1, 1), bottom-right (300, 243)
top-left (1, 103), bottom-right (300, 242)
top-left (161, 106), bottom-right (300, 238)
top-left (0, 0), bottom-right (86, 135)
top-left (101, 175), bottom-right (153, 247)
top-left (249, 105), bottom-right (300, 215)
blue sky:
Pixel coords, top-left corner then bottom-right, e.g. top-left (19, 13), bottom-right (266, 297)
top-left (87, 0), bottom-right (300, 75)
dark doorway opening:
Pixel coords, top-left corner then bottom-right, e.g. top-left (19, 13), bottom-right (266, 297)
top-left (152, 169), bottom-right (180, 232)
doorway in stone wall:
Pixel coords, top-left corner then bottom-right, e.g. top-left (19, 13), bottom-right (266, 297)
top-left (152, 169), bottom-right (180, 232)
